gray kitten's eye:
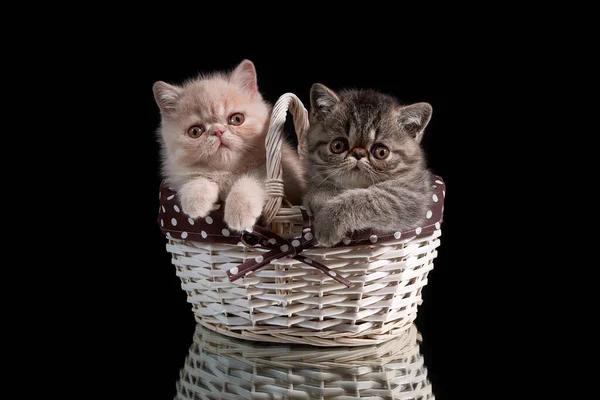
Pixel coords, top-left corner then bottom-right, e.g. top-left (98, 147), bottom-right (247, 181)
top-left (187, 125), bottom-right (206, 138)
top-left (228, 113), bottom-right (245, 126)
top-left (372, 145), bottom-right (390, 159)
top-left (330, 138), bottom-right (347, 154)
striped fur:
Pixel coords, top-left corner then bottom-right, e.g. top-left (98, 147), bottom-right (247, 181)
top-left (303, 84), bottom-right (434, 246)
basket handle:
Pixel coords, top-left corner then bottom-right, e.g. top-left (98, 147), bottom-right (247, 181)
top-left (262, 93), bottom-right (310, 225)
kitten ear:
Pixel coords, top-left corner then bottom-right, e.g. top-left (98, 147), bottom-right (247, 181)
top-left (230, 59), bottom-right (258, 97)
top-left (395, 102), bottom-right (433, 143)
top-left (310, 83), bottom-right (340, 121)
top-left (153, 81), bottom-right (182, 117)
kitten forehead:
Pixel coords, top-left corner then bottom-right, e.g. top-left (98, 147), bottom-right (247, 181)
top-left (177, 76), bottom-right (253, 119)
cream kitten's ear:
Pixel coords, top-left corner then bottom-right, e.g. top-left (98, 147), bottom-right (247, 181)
top-left (310, 83), bottom-right (340, 122)
top-left (153, 81), bottom-right (182, 118)
top-left (395, 102), bottom-right (433, 143)
top-left (230, 59), bottom-right (258, 97)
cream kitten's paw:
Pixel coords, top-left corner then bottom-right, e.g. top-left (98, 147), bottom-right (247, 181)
top-left (224, 176), bottom-right (266, 231)
top-left (179, 179), bottom-right (219, 219)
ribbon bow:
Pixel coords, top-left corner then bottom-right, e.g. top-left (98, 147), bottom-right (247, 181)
top-left (226, 207), bottom-right (352, 288)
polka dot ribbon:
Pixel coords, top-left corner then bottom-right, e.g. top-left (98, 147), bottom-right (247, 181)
top-left (226, 207), bottom-right (352, 288)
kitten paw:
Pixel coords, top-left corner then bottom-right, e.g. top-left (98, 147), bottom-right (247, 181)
top-left (179, 180), bottom-right (219, 219)
top-left (224, 176), bottom-right (266, 232)
top-left (224, 199), bottom-right (261, 231)
top-left (180, 194), bottom-right (216, 219)
top-left (313, 215), bottom-right (347, 247)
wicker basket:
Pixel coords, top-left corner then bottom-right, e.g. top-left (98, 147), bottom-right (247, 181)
top-left (159, 93), bottom-right (445, 346)
top-left (175, 323), bottom-right (435, 399)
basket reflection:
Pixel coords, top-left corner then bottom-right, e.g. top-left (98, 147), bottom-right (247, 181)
top-left (175, 323), bottom-right (434, 399)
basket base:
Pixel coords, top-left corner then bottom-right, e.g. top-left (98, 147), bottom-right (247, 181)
top-left (195, 316), bottom-right (416, 347)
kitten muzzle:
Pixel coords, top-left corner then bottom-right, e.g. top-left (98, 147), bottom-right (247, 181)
top-left (350, 147), bottom-right (368, 160)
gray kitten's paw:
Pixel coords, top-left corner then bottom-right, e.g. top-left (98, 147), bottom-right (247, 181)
top-left (313, 215), bottom-right (347, 247)
top-left (179, 180), bottom-right (219, 219)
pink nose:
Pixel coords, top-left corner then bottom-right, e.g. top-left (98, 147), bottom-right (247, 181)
top-left (213, 129), bottom-right (223, 138)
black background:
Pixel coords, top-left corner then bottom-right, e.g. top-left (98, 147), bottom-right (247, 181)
top-left (87, 52), bottom-right (480, 400)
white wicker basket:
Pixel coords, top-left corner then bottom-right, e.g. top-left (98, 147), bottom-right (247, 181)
top-left (175, 323), bottom-right (435, 399)
top-left (159, 93), bottom-right (445, 346)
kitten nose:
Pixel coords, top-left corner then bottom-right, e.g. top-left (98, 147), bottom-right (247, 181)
top-left (351, 148), bottom-right (368, 160)
top-left (212, 129), bottom-right (224, 138)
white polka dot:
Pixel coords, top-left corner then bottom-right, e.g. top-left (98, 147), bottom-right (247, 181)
top-left (370, 235), bottom-right (378, 243)
top-left (166, 232), bottom-right (172, 238)
top-left (237, 242), bottom-right (244, 246)
top-left (268, 238), bottom-right (277, 245)
top-left (435, 180), bottom-right (443, 185)
top-left (343, 237), bottom-right (351, 245)
top-left (167, 195), bottom-right (174, 200)
top-left (303, 228), bottom-right (311, 233)
top-left (222, 229), bottom-right (230, 237)
top-left (160, 219), bottom-right (164, 227)
top-left (416, 227), bottom-right (422, 234)
top-left (171, 218), bottom-right (177, 226)
top-left (435, 222), bottom-right (441, 230)
top-left (426, 210), bottom-right (433, 219)
top-left (188, 218), bottom-right (195, 225)
top-left (230, 267), bottom-right (239, 275)
top-left (201, 231), bottom-right (207, 239)
top-left (305, 232), bottom-right (314, 240)
top-left (394, 232), bottom-right (401, 239)
top-left (174, 205), bottom-right (180, 213)
top-left (304, 258), bottom-right (313, 264)
top-left (255, 255), bottom-right (264, 263)
top-left (329, 271), bottom-right (337, 277)
top-left (161, 206), bottom-right (165, 213)
top-left (168, 187), bottom-right (174, 191)
top-left (443, 190), bottom-right (446, 198)
top-left (292, 240), bottom-right (300, 247)
top-left (181, 232), bottom-right (188, 239)
top-left (213, 204), bottom-right (221, 210)
top-left (205, 216), bottom-right (213, 224)
top-left (432, 194), bottom-right (438, 202)
top-left (280, 245), bottom-right (289, 252)
top-left (245, 228), bottom-right (253, 233)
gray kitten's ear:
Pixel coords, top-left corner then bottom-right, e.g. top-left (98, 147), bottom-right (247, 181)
top-left (153, 81), bottom-right (182, 117)
top-left (310, 83), bottom-right (340, 121)
top-left (395, 102), bottom-right (433, 143)
top-left (230, 59), bottom-right (258, 97)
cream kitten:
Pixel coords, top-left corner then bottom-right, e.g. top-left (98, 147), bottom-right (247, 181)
top-left (153, 60), bottom-right (306, 231)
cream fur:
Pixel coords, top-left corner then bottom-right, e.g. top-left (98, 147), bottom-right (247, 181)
top-left (153, 60), bottom-right (306, 230)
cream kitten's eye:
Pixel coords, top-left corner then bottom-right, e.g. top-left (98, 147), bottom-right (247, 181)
top-left (330, 138), bottom-right (347, 154)
top-left (228, 113), bottom-right (245, 126)
top-left (372, 145), bottom-right (390, 160)
top-left (187, 125), bottom-right (205, 138)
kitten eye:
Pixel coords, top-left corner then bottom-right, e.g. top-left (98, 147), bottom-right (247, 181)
top-left (372, 145), bottom-right (390, 159)
top-left (228, 113), bottom-right (245, 126)
top-left (187, 125), bottom-right (205, 138)
top-left (330, 138), bottom-right (347, 154)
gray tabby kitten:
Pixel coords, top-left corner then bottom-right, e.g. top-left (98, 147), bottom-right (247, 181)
top-left (303, 84), bottom-right (434, 247)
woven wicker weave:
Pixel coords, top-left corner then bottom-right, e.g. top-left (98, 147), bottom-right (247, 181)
top-left (175, 323), bottom-right (435, 399)
top-left (162, 93), bottom-right (444, 346)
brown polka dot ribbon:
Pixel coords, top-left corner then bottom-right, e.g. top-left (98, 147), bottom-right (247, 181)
top-left (158, 175), bottom-right (446, 288)
top-left (226, 207), bottom-right (353, 288)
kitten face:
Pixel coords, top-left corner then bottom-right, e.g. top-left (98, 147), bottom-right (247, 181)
top-left (307, 85), bottom-right (432, 189)
top-left (153, 60), bottom-right (270, 173)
